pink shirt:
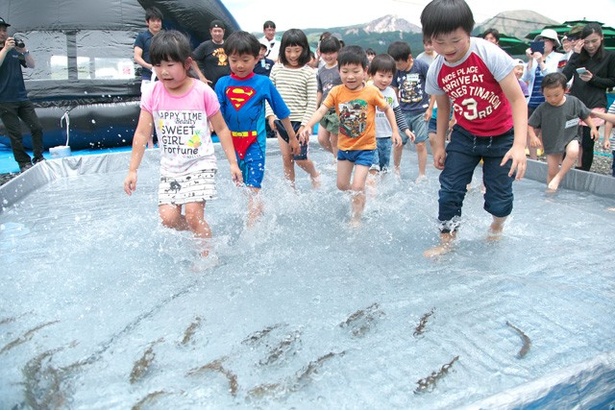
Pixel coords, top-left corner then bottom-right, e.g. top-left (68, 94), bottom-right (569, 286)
top-left (142, 79), bottom-right (220, 176)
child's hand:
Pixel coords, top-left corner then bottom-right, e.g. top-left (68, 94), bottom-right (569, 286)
top-left (590, 128), bottom-right (600, 141)
top-left (501, 145), bottom-right (527, 180)
top-left (297, 126), bottom-right (308, 144)
top-left (604, 139), bottom-right (611, 150)
top-left (289, 136), bottom-right (301, 155)
top-left (392, 133), bottom-right (403, 147)
top-left (124, 171), bottom-right (138, 195)
top-left (529, 136), bottom-right (542, 148)
top-left (229, 164), bottom-right (243, 186)
top-left (405, 129), bottom-right (415, 143)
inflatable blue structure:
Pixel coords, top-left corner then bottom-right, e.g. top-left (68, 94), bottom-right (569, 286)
top-left (0, 0), bottom-right (239, 150)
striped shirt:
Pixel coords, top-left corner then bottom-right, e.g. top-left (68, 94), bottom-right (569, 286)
top-left (266, 63), bottom-right (318, 125)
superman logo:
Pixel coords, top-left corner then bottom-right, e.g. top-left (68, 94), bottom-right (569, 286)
top-left (226, 86), bottom-right (256, 110)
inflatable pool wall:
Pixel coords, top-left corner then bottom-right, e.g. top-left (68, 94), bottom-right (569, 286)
top-left (0, 0), bottom-right (239, 150)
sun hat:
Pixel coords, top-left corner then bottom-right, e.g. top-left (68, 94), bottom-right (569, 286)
top-left (0, 17), bottom-right (11, 27)
top-left (534, 28), bottom-right (561, 47)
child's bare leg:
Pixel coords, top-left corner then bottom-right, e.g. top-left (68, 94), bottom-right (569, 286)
top-left (349, 165), bottom-right (369, 226)
top-left (330, 133), bottom-right (339, 159)
top-left (317, 127), bottom-right (333, 153)
top-left (415, 141), bottom-right (428, 180)
top-left (548, 142), bottom-right (578, 192)
top-left (246, 187), bottom-right (263, 228)
top-left (184, 202), bottom-right (212, 256)
top-left (296, 159), bottom-right (321, 188)
top-left (277, 135), bottom-right (296, 188)
top-left (393, 144), bottom-right (404, 175)
top-left (159, 204), bottom-right (189, 231)
top-left (423, 231), bottom-right (457, 258)
top-left (545, 154), bottom-right (561, 185)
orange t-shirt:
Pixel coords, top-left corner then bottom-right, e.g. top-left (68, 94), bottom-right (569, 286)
top-left (323, 84), bottom-right (388, 151)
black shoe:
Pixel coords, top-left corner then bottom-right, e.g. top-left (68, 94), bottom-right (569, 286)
top-left (19, 162), bottom-right (33, 173)
top-left (33, 156), bottom-right (46, 164)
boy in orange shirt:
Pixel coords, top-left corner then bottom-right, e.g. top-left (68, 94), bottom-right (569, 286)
top-left (300, 45), bottom-right (402, 226)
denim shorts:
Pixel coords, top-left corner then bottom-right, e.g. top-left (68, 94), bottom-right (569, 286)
top-left (274, 120), bottom-right (309, 160)
top-left (338, 149), bottom-right (376, 167)
top-left (371, 138), bottom-right (392, 171)
top-left (402, 111), bottom-right (429, 144)
top-left (428, 117), bottom-right (437, 135)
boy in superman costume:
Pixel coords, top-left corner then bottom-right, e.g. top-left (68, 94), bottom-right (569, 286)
top-left (216, 31), bottom-right (301, 227)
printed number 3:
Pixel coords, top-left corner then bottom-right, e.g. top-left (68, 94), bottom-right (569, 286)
top-left (461, 98), bottom-right (478, 120)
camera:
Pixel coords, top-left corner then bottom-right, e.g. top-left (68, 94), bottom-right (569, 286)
top-left (14, 37), bottom-right (25, 48)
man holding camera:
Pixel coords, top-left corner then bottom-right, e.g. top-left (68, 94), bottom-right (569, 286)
top-left (0, 16), bottom-right (45, 172)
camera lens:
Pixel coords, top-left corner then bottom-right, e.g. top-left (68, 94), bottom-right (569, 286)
top-left (14, 38), bottom-right (25, 48)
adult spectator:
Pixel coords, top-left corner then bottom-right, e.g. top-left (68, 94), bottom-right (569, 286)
top-left (522, 28), bottom-right (563, 159)
top-left (562, 23), bottom-right (615, 171)
top-left (134, 7), bottom-right (163, 148)
top-left (482, 28), bottom-right (500, 46)
top-left (259, 20), bottom-right (280, 62)
top-left (191, 19), bottom-right (230, 89)
top-left (0, 16), bottom-right (45, 172)
top-left (134, 7), bottom-right (163, 94)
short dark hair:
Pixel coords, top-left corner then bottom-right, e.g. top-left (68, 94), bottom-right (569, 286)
top-left (319, 36), bottom-right (341, 54)
top-left (145, 7), bottom-right (163, 22)
top-left (368, 53), bottom-right (396, 76)
top-left (421, 0), bottom-right (475, 40)
top-left (338, 45), bottom-right (368, 69)
top-left (224, 30), bottom-right (261, 58)
top-left (541, 72), bottom-right (567, 91)
top-left (482, 28), bottom-right (500, 42)
top-left (150, 30), bottom-right (191, 65)
top-left (263, 20), bottom-right (276, 29)
top-left (365, 48), bottom-right (376, 56)
top-left (387, 41), bottom-right (412, 61)
top-left (279, 28), bottom-right (311, 67)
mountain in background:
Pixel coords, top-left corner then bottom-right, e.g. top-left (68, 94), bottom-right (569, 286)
top-left (297, 10), bottom-right (559, 56)
top-left (474, 10), bottom-right (559, 40)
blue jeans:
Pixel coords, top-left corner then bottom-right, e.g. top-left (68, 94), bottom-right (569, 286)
top-left (437, 125), bottom-right (515, 233)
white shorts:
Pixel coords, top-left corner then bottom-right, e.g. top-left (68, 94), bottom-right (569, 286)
top-left (158, 170), bottom-right (217, 206)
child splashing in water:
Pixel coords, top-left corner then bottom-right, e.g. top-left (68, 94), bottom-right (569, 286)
top-left (124, 30), bottom-right (242, 257)
top-left (267, 28), bottom-right (320, 189)
top-left (301, 45), bottom-right (402, 226)
top-left (421, 0), bottom-right (527, 257)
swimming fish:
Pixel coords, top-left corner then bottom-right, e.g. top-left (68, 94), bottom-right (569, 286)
top-left (414, 355), bottom-right (460, 394)
top-left (506, 321), bottom-right (531, 359)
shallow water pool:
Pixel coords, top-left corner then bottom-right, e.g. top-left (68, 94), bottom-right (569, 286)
top-left (1, 145), bottom-right (614, 409)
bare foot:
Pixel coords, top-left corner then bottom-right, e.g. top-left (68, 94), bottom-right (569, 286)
top-left (546, 176), bottom-right (561, 193)
top-left (423, 232), bottom-right (456, 258)
top-left (487, 219), bottom-right (504, 241)
top-left (311, 174), bottom-right (322, 189)
top-left (349, 217), bottom-right (361, 228)
top-left (415, 174), bottom-right (427, 183)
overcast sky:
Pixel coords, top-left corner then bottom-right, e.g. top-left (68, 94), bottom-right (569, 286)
top-left (222, 0), bottom-right (615, 34)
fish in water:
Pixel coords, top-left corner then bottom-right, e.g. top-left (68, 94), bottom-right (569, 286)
top-left (506, 320), bottom-right (531, 359)
top-left (413, 308), bottom-right (435, 337)
top-left (414, 355), bottom-right (460, 394)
